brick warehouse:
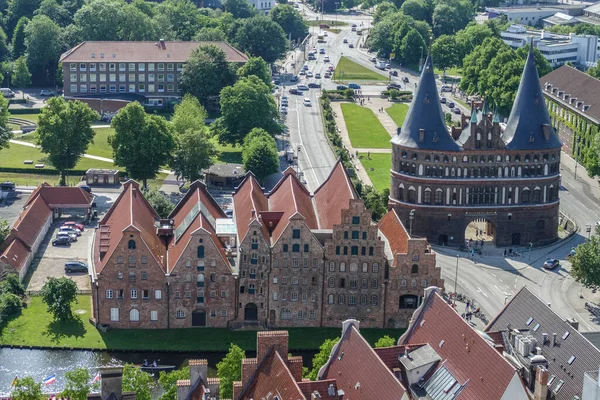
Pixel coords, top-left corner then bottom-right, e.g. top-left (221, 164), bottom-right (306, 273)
top-left (390, 43), bottom-right (562, 247)
top-left (90, 162), bottom-right (442, 329)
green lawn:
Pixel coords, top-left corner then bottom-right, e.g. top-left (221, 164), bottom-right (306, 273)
top-left (211, 138), bottom-right (243, 165)
top-left (341, 103), bottom-right (391, 149)
top-left (434, 67), bottom-right (463, 77)
top-left (0, 172), bottom-right (61, 187)
top-left (335, 57), bottom-right (387, 82)
top-left (9, 113), bottom-right (39, 123)
top-left (16, 127), bottom-right (116, 159)
top-left (358, 152), bottom-right (391, 191)
top-left (385, 103), bottom-right (409, 127)
top-left (0, 295), bottom-right (404, 351)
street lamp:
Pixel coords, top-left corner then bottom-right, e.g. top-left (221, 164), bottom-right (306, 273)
top-left (586, 224), bottom-right (592, 240)
top-left (454, 255), bottom-right (459, 305)
top-left (409, 209), bottom-right (415, 236)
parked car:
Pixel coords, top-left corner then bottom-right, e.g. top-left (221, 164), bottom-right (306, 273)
top-left (390, 70), bottom-right (398, 76)
top-left (0, 181), bottom-right (15, 191)
top-left (80, 185), bottom-right (91, 193)
top-left (453, 107), bottom-right (461, 114)
top-left (336, 85), bottom-right (348, 90)
top-left (63, 221), bottom-right (84, 231)
top-left (543, 258), bottom-right (560, 269)
top-left (324, 56), bottom-right (330, 63)
top-left (59, 226), bottom-right (81, 236)
top-left (348, 83), bottom-right (361, 89)
top-left (324, 72), bottom-right (332, 78)
top-left (343, 39), bottom-right (348, 43)
top-left (280, 106), bottom-right (288, 114)
top-left (306, 71), bottom-right (313, 77)
top-left (289, 88), bottom-right (300, 94)
top-left (440, 85), bottom-right (452, 92)
top-left (52, 237), bottom-right (71, 246)
top-left (308, 82), bottom-right (321, 88)
top-left (440, 97), bottom-right (446, 104)
top-left (319, 48), bottom-right (325, 54)
top-left (39, 89), bottom-right (54, 97)
top-left (297, 84), bottom-right (309, 90)
top-left (308, 55), bottom-right (316, 61)
top-left (56, 232), bottom-right (77, 242)
top-left (303, 98), bottom-right (312, 106)
top-left (385, 63), bottom-right (390, 69)
top-left (299, 70), bottom-right (306, 76)
top-left (324, 32), bottom-right (328, 36)
top-left (349, 44), bottom-right (354, 48)
top-left (447, 101), bottom-right (455, 108)
top-left (65, 261), bottom-right (88, 273)
top-left (303, 64), bottom-right (309, 70)
top-left (315, 73), bottom-right (321, 79)
top-left (272, 79), bottom-right (281, 85)
top-left (0, 88), bottom-right (15, 98)
top-left (369, 57), bottom-right (376, 62)
top-left (290, 76), bottom-right (298, 82)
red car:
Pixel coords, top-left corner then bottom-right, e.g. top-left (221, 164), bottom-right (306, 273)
top-left (63, 221), bottom-right (84, 231)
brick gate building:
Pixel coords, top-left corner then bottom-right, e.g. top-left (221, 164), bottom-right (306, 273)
top-left (389, 45), bottom-right (562, 247)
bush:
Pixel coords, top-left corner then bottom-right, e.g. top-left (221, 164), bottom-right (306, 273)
top-left (343, 89), bottom-right (354, 99)
top-left (0, 167), bottom-right (88, 175)
top-left (389, 89), bottom-right (400, 100)
top-left (8, 108), bottom-right (41, 115)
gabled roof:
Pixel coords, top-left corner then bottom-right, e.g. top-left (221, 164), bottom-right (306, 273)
top-left (318, 321), bottom-right (408, 399)
top-left (232, 172), bottom-right (269, 242)
top-left (377, 209), bottom-right (409, 266)
top-left (297, 379), bottom-right (339, 400)
top-left (313, 159), bottom-right (357, 229)
top-left (391, 54), bottom-right (460, 152)
top-left (0, 238), bottom-right (30, 273)
top-left (400, 288), bottom-right (525, 400)
top-left (503, 43), bottom-right (562, 151)
top-left (24, 183), bottom-right (94, 208)
top-left (486, 286), bottom-right (600, 400)
top-left (268, 169), bottom-right (318, 243)
top-left (96, 181), bottom-right (165, 273)
top-left (10, 194), bottom-right (52, 248)
top-left (237, 349), bottom-right (306, 400)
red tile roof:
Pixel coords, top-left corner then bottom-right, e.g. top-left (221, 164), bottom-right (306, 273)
top-left (0, 238), bottom-right (30, 273)
top-left (268, 170), bottom-right (318, 243)
top-left (238, 350), bottom-right (306, 400)
top-left (24, 183), bottom-right (94, 209)
top-left (378, 209), bottom-right (409, 265)
top-left (373, 344), bottom-right (424, 371)
top-left (60, 41), bottom-right (248, 64)
top-left (313, 160), bottom-right (357, 229)
top-left (401, 290), bottom-right (521, 400)
top-left (232, 173), bottom-right (269, 242)
top-left (11, 194), bottom-right (52, 248)
top-left (95, 181), bottom-right (165, 273)
top-left (297, 379), bottom-right (339, 400)
top-left (319, 324), bottom-right (408, 399)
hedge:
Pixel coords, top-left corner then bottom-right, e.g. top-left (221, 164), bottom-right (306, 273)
top-left (8, 108), bottom-right (42, 115)
top-left (0, 167), bottom-right (87, 175)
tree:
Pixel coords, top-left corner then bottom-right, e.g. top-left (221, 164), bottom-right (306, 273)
top-left (582, 138), bottom-right (600, 178)
top-left (73, 0), bottom-right (125, 41)
top-left (234, 16), bottom-right (287, 63)
top-left (242, 128), bottom-right (279, 181)
top-left (570, 227), bottom-right (600, 289)
top-left (34, 0), bottom-right (71, 26)
top-left (122, 364), bottom-right (154, 400)
top-left (269, 4), bottom-right (307, 41)
top-left (223, 0), bottom-right (257, 18)
top-left (237, 56), bottom-right (271, 85)
top-left (154, 0), bottom-right (202, 40)
top-left (373, 2), bottom-right (397, 23)
top-left (180, 44), bottom-right (237, 107)
top-left (0, 273), bottom-right (25, 297)
top-left (308, 337), bottom-right (339, 380)
top-left (40, 277), bottom-right (78, 321)
top-left (172, 130), bottom-right (217, 183)
top-left (13, 57), bottom-right (31, 99)
top-left (119, 4), bottom-right (159, 41)
top-left (62, 368), bottom-right (94, 400)
top-left (110, 102), bottom-right (175, 187)
top-left (6, 0), bottom-right (41, 36)
top-left (401, 0), bottom-right (427, 21)
top-left (431, 35), bottom-right (458, 73)
top-left (400, 28), bottom-right (426, 66)
top-left (217, 344), bottom-right (245, 399)
top-left (12, 17), bottom-right (29, 59)
top-left (36, 97), bottom-right (99, 185)
top-left (214, 76), bottom-right (281, 145)
top-left (194, 26), bottom-right (227, 41)
top-left (375, 335), bottom-right (396, 348)
top-left (454, 23), bottom-right (493, 63)
top-left (0, 93), bottom-right (10, 152)
top-left (24, 15), bottom-right (62, 85)
top-left (143, 188), bottom-right (175, 218)
top-left (158, 367), bottom-right (190, 400)
top-left (171, 93), bottom-right (208, 136)
top-left (432, 0), bottom-right (473, 37)
top-left (362, 186), bottom-right (388, 221)
top-left (368, 16), bottom-right (395, 58)
top-left (9, 377), bottom-right (44, 400)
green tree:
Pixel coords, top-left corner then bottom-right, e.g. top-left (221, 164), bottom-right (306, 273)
top-left (143, 188), bottom-right (175, 218)
top-left (454, 23), bottom-right (493, 63)
top-left (582, 138), bottom-right (600, 178)
top-left (13, 56), bottom-right (31, 99)
top-left (400, 28), bottom-right (426, 66)
top-left (40, 277), bottom-right (78, 321)
top-left (368, 16), bottom-right (395, 58)
top-left (171, 93), bottom-right (208, 136)
top-left (171, 129), bottom-right (217, 182)
top-left (235, 16), bottom-right (287, 63)
top-left (372, 1), bottom-right (397, 24)
top-left (194, 26), bottom-right (227, 41)
top-left (432, 0), bottom-right (473, 37)
top-left (12, 17), bottom-right (29, 59)
top-left (269, 4), bottom-right (307, 41)
top-left (110, 102), bottom-right (176, 188)
top-left (34, 0), bottom-right (71, 26)
top-left (24, 15), bottom-right (62, 84)
top-left (154, 0), bottom-right (201, 40)
top-left (73, 0), bottom-right (125, 41)
top-left (431, 35), bottom-right (458, 72)
top-left (242, 128), bottom-right (279, 181)
top-left (401, 0), bottom-right (427, 21)
top-left (0, 292), bottom-right (22, 321)
top-left (0, 273), bottom-right (25, 297)
top-left (0, 93), bottom-right (10, 151)
top-left (119, 4), bottom-right (159, 41)
top-left (158, 367), bottom-right (190, 400)
top-left (214, 76), bottom-right (281, 145)
top-left (362, 186), bottom-right (388, 220)
top-left (62, 368), bottom-right (94, 400)
top-left (237, 56), bottom-right (271, 85)
top-left (35, 97), bottom-right (99, 185)
top-left (223, 0), bottom-right (257, 18)
top-left (308, 337), bottom-right (339, 380)
top-left (375, 335), bottom-right (396, 348)
top-left (10, 377), bottom-right (44, 400)
top-left (122, 364), bottom-right (154, 400)
top-left (570, 227), bottom-right (600, 289)
top-left (217, 344), bottom-right (245, 399)
top-left (6, 0), bottom-right (41, 36)
top-left (180, 44), bottom-right (237, 107)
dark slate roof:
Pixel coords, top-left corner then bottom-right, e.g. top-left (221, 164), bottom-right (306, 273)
top-left (486, 286), bottom-right (600, 400)
top-left (582, 332), bottom-right (600, 350)
top-left (391, 54), bottom-right (460, 152)
top-left (503, 45), bottom-right (562, 151)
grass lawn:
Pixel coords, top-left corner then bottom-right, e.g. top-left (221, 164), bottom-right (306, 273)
top-left (334, 57), bottom-right (387, 82)
top-left (340, 103), bottom-right (391, 149)
top-left (16, 127), bottom-right (116, 160)
top-left (0, 172), bottom-right (61, 186)
top-left (306, 20), bottom-right (348, 27)
top-left (434, 67), bottom-right (463, 77)
top-left (358, 152), bottom-right (391, 191)
top-left (211, 138), bottom-right (242, 165)
top-left (385, 103), bottom-right (409, 127)
top-left (0, 295), bottom-right (404, 351)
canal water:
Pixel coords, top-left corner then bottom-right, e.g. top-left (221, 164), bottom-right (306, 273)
top-left (0, 348), bottom-right (316, 395)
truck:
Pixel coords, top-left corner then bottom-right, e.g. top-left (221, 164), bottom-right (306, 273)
top-left (317, 33), bottom-right (325, 43)
top-left (376, 61), bottom-right (386, 70)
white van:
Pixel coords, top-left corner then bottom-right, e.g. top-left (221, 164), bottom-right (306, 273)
top-left (0, 88), bottom-right (15, 98)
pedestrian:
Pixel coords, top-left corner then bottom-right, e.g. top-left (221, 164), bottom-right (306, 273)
top-left (481, 240), bottom-right (484, 247)
top-left (504, 249), bottom-right (507, 257)
top-left (466, 300), bottom-right (470, 309)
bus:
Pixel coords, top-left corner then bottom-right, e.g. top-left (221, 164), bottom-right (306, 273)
top-left (317, 33), bottom-right (325, 43)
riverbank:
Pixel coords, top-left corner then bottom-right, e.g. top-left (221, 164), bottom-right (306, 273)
top-left (0, 296), bottom-right (404, 352)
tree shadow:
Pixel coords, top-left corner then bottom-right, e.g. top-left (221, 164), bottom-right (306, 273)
top-left (43, 315), bottom-right (86, 344)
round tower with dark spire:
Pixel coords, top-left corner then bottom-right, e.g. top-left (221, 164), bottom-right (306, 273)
top-left (389, 40), bottom-right (561, 247)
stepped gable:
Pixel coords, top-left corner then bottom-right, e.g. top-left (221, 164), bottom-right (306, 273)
top-left (503, 40), bottom-right (562, 151)
top-left (232, 172), bottom-right (269, 242)
top-left (313, 159), bottom-right (357, 229)
top-left (391, 53), bottom-right (460, 151)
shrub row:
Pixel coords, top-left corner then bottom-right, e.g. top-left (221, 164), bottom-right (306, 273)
top-left (0, 167), bottom-right (87, 175)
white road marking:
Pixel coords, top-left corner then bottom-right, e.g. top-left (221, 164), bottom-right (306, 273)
top-left (477, 287), bottom-right (488, 298)
top-left (493, 285), bottom-right (504, 294)
top-left (294, 99), bottom-right (319, 185)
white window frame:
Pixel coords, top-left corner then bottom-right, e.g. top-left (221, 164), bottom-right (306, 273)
top-left (106, 289), bottom-right (113, 299)
top-left (110, 308), bottom-right (119, 321)
top-left (150, 310), bottom-right (158, 321)
top-left (154, 289), bottom-right (162, 300)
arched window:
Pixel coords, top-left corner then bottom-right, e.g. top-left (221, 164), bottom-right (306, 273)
top-left (129, 309), bottom-right (140, 321)
top-left (340, 262), bottom-right (346, 272)
top-left (281, 309), bottom-right (292, 320)
top-left (411, 279), bottom-right (417, 287)
top-left (398, 184), bottom-right (405, 201)
top-left (521, 188), bottom-right (530, 203)
top-left (401, 279), bottom-right (407, 288)
top-left (339, 294), bottom-right (345, 304)
top-left (457, 168), bottom-right (462, 177)
top-left (463, 156), bottom-right (468, 162)
top-left (350, 263), bottom-right (358, 272)
top-left (197, 273), bottom-right (205, 287)
top-left (128, 240), bottom-right (136, 250)
top-left (533, 188), bottom-right (541, 203)
top-left (408, 188), bottom-right (416, 203)
top-left (423, 189), bottom-right (431, 204)
top-left (304, 244), bottom-right (309, 252)
top-left (411, 264), bottom-right (419, 274)
top-left (328, 278), bottom-right (335, 288)
top-left (421, 279), bottom-right (428, 287)
top-left (434, 189), bottom-right (443, 205)
top-left (292, 244), bottom-right (300, 252)
top-left (210, 273), bottom-right (216, 282)
top-left (185, 259), bottom-right (191, 268)
top-left (496, 155), bottom-right (501, 162)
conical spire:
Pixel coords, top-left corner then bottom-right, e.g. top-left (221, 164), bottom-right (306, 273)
top-left (503, 37), bottom-right (562, 150)
top-left (492, 109), bottom-right (500, 123)
top-left (482, 98), bottom-right (490, 115)
top-left (470, 110), bottom-right (478, 124)
top-left (391, 52), bottom-right (460, 151)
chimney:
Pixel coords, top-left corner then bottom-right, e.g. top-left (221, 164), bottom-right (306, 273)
top-left (565, 318), bottom-right (579, 331)
top-left (189, 359), bottom-right (208, 386)
top-left (159, 38), bottom-right (166, 49)
top-left (176, 379), bottom-right (191, 400)
top-left (157, 218), bottom-right (175, 237)
top-left (552, 333), bottom-right (557, 346)
top-left (419, 129), bottom-right (425, 143)
top-left (542, 333), bottom-right (548, 344)
top-left (533, 365), bottom-right (549, 400)
top-left (100, 367), bottom-right (124, 400)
